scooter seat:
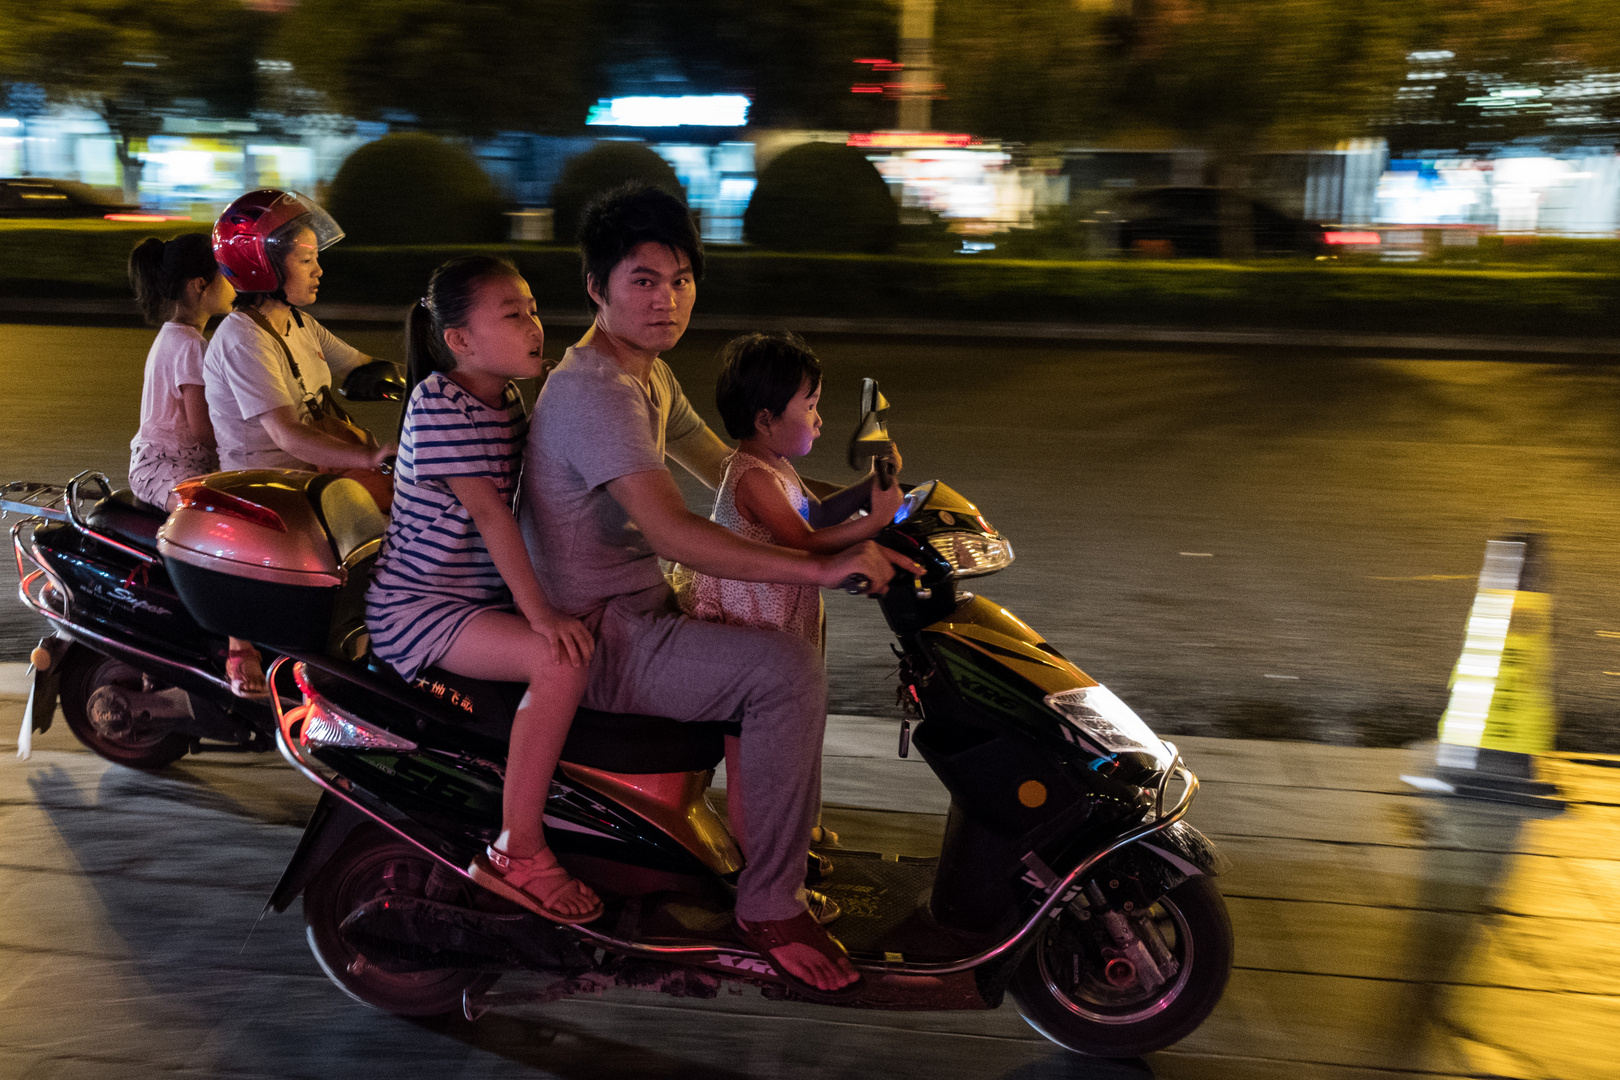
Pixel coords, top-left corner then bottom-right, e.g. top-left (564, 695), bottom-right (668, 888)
top-left (294, 651), bottom-right (734, 776)
top-left (410, 663), bottom-right (732, 774)
top-left (85, 489), bottom-right (166, 553)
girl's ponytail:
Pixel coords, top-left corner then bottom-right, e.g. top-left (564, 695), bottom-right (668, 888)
top-left (403, 298), bottom-right (441, 415)
top-left (399, 255), bottom-right (522, 439)
top-left (127, 238), bottom-right (168, 326)
top-left (126, 232), bottom-right (220, 326)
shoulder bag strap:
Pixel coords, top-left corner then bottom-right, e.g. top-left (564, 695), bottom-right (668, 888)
top-left (240, 306), bottom-right (308, 395)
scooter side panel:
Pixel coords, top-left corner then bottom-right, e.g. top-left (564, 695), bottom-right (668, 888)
top-left (34, 524), bottom-right (211, 655)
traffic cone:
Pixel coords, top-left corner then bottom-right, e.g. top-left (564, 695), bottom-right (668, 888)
top-left (1401, 533), bottom-right (1564, 809)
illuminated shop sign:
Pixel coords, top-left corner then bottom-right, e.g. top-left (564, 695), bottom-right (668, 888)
top-left (848, 132), bottom-right (982, 149)
top-left (586, 96), bottom-right (751, 128)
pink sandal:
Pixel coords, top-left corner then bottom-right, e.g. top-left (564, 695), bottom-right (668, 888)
top-left (468, 845), bottom-right (604, 924)
top-left (226, 647), bottom-right (269, 699)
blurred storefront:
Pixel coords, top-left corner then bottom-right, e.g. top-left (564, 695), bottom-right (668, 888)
top-left (1375, 152), bottom-right (1620, 235)
top-left (9, 96), bottom-right (1620, 248)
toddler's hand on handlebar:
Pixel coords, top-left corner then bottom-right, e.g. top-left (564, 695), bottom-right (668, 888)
top-left (529, 609), bottom-right (595, 668)
top-left (368, 442), bottom-right (397, 469)
top-left (821, 541), bottom-right (923, 596)
top-left (869, 462), bottom-right (905, 524)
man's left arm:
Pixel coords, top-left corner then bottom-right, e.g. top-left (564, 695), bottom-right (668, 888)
top-left (666, 424), bottom-right (730, 490)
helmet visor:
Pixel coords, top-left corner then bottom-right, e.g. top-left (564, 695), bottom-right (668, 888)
top-left (268, 191), bottom-right (345, 252)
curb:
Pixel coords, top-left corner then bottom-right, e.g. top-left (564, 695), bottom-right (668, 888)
top-left (3, 296), bottom-right (1619, 358)
top-left (0, 662), bottom-right (31, 697)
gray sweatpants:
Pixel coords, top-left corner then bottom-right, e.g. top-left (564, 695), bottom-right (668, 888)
top-left (582, 584), bottom-right (825, 922)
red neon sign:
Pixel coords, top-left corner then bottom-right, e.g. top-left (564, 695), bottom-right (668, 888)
top-left (1323, 231), bottom-right (1381, 245)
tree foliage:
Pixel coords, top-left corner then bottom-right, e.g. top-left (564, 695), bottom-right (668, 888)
top-left (1088, 0), bottom-right (1415, 154)
top-left (591, 0), bottom-right (896, 130)
top-left (273, 0), bottom-right (595, 135)
top-left (326, 133), bottom-right (506, 244)
top-left (1382, 1), bottom-right (1620, 153)
top-left (933, 0), bottom-right (1099, 143)
top-left (744, 142), bottom-right (898, 253)
top-left (0, 0), bottom-right (267, 198)
top-left (549, 142), bottom-right (684, 244)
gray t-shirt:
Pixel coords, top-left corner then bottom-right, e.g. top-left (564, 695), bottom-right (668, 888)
top-left (521, 344), bottom-right (705, 617)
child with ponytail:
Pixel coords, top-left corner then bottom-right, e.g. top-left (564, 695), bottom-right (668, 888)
top-left (366, 256), bottom-right (600, 923)
top-left (126, 233), bottom-right (266, 697)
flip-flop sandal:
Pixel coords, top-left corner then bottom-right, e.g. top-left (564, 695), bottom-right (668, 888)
top-left (805, 889), bottom-right (841, 926)
top-left (807, 850), bottom-right (834, 884)
top-left (226, 647), bottom-right (270, 700)
top-left (469, 846), bottom-right (604, 925)
top-left (734, 910), bottom-right (863, 1004)
top-left (811, 825), bottom-right (840, 846)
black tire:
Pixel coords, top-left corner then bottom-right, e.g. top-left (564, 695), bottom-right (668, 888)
top-left (58, 649), bottom-right (191, 770)
top-left (304, 826), bottom-right (495, 1016)
top-left (1010, 876), bottom-right (1233, 1057)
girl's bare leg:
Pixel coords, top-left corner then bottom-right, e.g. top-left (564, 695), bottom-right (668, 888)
top-left (439, 610), bottom-right (594, 913)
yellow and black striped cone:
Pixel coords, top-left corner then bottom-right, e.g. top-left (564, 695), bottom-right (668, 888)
top-left (1401, 533), bottom-right (1564, 809)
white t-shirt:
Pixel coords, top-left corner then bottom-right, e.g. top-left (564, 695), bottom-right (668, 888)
top-left (131, 322), bottom-right (207, 454)
top-left (203, 308), bottom-right (367, 470)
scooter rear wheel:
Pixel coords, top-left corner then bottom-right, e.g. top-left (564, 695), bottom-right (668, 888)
top-left (304, 825), bottom-right (496, 1016)
top-left (59, 649), bottom-right (191, 770)
top-left (1009, 875), bottom-right (1232, 1057)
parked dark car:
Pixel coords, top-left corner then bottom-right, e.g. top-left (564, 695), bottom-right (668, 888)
top-left (0, 178), bottom-right (138, 218)
top-left (1112, 186), bottom-right (1327, 257)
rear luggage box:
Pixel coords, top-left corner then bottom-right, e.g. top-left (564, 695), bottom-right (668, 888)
top-left (158, 471), bottom-right (373, 651)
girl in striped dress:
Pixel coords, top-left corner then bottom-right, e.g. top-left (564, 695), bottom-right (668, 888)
top-left (366, 256), bottom-right (600, 924)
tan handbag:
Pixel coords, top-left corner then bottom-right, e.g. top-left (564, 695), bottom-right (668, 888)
top-left (241, 307), bottom-right (392, 510)
top-left (241, 306), bottom-right (377, 449)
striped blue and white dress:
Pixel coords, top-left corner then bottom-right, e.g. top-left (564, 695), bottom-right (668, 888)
top-left (366, 372), bottom-right (526, 681)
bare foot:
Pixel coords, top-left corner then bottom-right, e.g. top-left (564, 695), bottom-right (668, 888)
top-left (768, 941), bottom-right (859, 991)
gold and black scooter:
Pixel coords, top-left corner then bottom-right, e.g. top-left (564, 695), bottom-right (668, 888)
top-left (154, 381), bottom-right (1232, 1059)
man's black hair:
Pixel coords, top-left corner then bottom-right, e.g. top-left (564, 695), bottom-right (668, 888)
top-left (577, 182), bottom-right (704, 310)
top-left (714, 332), bottom-right (823, 440)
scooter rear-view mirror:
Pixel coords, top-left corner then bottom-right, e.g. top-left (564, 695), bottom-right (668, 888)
top-left (848, 377), bottom-right (896, 490)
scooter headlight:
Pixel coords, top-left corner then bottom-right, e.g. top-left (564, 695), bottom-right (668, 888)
top-left (927, 531), bottom-right (1014, 578)
top-left (1045, 684), bottom-right (1172, 768)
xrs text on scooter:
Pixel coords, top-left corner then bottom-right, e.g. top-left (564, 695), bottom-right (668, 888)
top-left (228, 381), bottom-right (1233, 1058)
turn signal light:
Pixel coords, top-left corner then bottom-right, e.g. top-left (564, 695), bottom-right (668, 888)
top-left (173, 481), bottom-right (288, 533)
top-left (292, 663), bottom-right (417, 751)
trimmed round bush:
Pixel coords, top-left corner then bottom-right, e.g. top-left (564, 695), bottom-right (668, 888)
top-left (326, 134), bottom-right (506, 246)
top-left (550, 143), bottom-right (684, 244)
top-left (744, 143), bottom-right (898, 254)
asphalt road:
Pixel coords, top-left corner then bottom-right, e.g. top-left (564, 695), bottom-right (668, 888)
top-left (3, 321), bottom-right (1619, 753)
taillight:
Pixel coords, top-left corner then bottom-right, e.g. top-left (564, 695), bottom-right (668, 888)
top-left (292, 663), bottom-right (417, 751)
top-left (173, 481), bottom-right (288, 533)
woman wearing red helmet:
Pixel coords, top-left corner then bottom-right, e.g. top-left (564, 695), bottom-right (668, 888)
top-left (201, 190), bottom-right (396, 502)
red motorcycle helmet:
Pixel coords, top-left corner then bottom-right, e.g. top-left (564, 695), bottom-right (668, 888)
top-left (212, 189), bottom-right (344, 293)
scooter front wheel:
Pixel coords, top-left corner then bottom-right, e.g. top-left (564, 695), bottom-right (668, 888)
top-left (1010, 875), bottom-right (1232, 1057)
top-left (304, 825), bottom-right (496, 1016)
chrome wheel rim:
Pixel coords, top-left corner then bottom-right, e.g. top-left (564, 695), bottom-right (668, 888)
top-left (1036, 894), bottom-right (1195, 1025)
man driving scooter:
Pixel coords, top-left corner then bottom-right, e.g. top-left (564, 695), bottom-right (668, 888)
top-left (520, 184), bottom-right (919, 997)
